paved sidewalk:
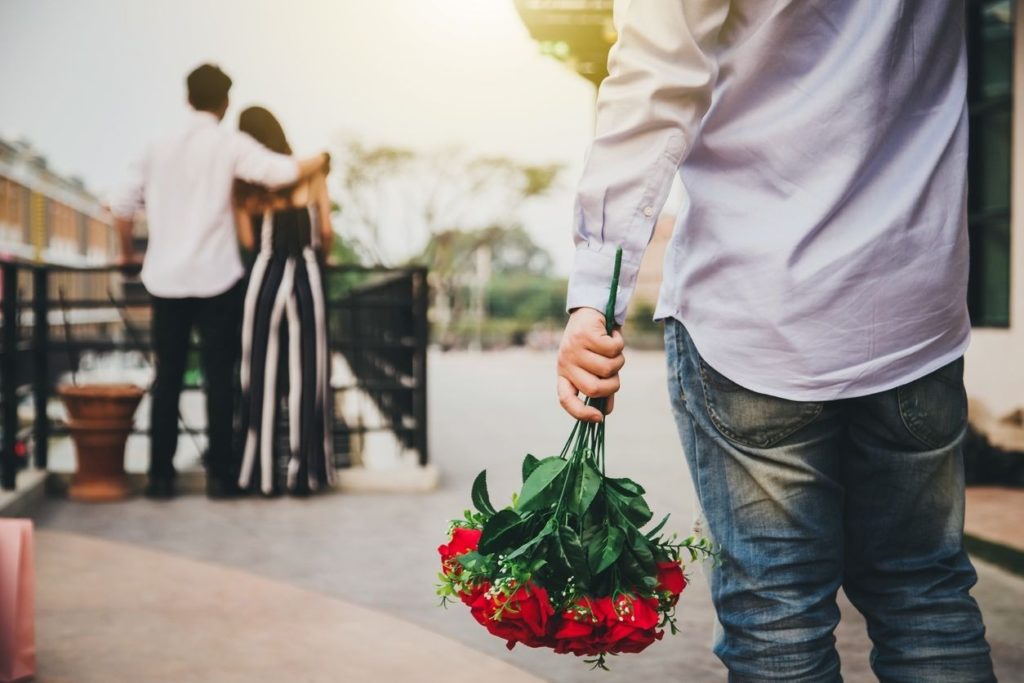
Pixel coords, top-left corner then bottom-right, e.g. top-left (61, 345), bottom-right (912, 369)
top-left (34, 530), bottom-right (543, 683)
top-left (966, 486), bottom-right (1024, 553)
top-left (32, 350), bottom-right (1024, 682)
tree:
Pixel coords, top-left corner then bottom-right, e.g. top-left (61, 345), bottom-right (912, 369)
top-left (418, 224), bottom-right (566, 347)
top-left (330, 141), bottom-right (561, 266)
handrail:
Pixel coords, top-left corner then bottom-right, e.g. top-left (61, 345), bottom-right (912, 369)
top-left (0, 258), bottom-right (429, 490)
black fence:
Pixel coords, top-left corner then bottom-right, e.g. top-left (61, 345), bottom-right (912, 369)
top-left (0, 259), bottom-right (429, 491)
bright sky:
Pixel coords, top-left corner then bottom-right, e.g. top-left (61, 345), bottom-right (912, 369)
top-left (0, 0), bottom-right (600, 272)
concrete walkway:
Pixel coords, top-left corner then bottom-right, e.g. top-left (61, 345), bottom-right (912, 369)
top-left (966, 486), bottom-right (1024, 555)
top-left (30, 350), bottom-right (1024, 682)
top-left (35, 530), bottom-right (543, 683)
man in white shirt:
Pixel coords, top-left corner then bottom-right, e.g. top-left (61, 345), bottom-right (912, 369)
top-left (111, 64), bottom-right (329, 500)
top-left (557, 2), bottom-right (994, 680)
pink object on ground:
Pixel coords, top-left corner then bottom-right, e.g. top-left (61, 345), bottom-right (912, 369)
top-left (0, 519), bottom-right (35, 683)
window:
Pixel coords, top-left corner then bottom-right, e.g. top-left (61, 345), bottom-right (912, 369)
top-left (967, 0), bottom-right (1015, 327)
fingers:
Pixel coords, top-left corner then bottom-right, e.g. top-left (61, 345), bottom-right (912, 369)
top-left (591, 327), bottom-right (625, 357)
top-left (561, 362), bottom-right (621, 399)
top-left (578, 348), bottom-right (625, 379)
top-left (558, 308), bottom-right (626, 421)
top-left (557, 376), bottom-right (605, 423)
top-left (571, 320), bottom-right (625, 358)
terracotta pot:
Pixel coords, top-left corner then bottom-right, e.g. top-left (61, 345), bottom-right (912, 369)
top-left (59, 383), bottom-right (144, 422)
top-left (57, 384), bottom-right (145, 502)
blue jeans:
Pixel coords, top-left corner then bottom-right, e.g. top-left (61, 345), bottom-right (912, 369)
top-left (665, 319), bottom-right (994, 682)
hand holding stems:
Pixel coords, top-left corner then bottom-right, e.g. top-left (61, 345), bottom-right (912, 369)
top-left (557, 248), bottom-right (625, 423)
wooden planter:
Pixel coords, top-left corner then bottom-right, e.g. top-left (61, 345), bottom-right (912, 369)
top-left (57, 384), bottom-right (145, 502)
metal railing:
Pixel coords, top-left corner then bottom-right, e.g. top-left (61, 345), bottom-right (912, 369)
top-left (0, 258), bottom-right (429, 491)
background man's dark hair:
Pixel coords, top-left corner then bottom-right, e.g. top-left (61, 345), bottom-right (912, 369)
top-left (187, 64), bottom-right (232, 113)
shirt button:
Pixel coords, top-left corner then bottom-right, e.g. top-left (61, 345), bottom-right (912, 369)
top-left (643, 206), bottom-right (654, 217)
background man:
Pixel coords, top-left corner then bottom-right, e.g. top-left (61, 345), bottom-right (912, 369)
top-left (111, 63), bottom-right (329, 500)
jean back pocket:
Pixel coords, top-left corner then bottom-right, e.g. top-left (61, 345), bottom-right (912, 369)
top-left (897, 357), bottom-right (967, 450)
top-left (697, 359), bottom-right (823, 449)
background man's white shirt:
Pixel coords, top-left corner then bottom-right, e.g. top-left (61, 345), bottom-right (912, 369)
top-left (568, 0), bottom-right (970, 400)
top-left (110, 110), bottom-right (300, 299)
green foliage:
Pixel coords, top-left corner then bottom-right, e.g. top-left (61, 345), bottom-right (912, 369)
top-left (459, 444), bottom-right (718, 609)
top-left (323, 237), bottom-right (370, 300)
top-left (487, 272), bottom-right (566, 322)
top-left (471, 471), bottom-right (497, 517)
top-left (628, 301), bottom-right (660, 333)
top-left (522, 453), bottom-right (541, 483)
top-left (517, 457), bottom-right (569, 513)
top-left (333, 141), bottom-right (562, 267)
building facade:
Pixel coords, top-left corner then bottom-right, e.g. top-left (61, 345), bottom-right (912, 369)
top-left (0, 137), bottom-right (120, 316)
top-left (964, 1), bottom-right (1022, 444)
top-left (0, 137), bottom-right (115, 266)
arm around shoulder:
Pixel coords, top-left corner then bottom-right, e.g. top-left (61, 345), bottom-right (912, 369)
top-left (312, 171), bottom-right (334, 254)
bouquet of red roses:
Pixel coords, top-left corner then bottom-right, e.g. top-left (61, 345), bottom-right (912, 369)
top-left (437, 249), bottom-right (716, 669)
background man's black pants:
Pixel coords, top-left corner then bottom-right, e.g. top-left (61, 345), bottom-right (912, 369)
top-left (149, 281), bottom-right (243, 482)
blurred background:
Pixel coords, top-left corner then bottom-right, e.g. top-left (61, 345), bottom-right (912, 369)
top-left (0, 1), bottom-right (1022, 682)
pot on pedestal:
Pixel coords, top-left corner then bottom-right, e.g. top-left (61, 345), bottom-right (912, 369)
top-left (57, 384), bottom-right (145, 502)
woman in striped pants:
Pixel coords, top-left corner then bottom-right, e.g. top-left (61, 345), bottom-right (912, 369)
top-left (233, 106), bottom-right (335, 495)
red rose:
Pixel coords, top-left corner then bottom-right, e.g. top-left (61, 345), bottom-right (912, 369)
top-left (596, 594), bottom-right (664, 655)
top-left (550, 597), bottom-right (605, 657)
top-left (438, 527), bottom-right (483, 603)
top-left (656, 560), bottom-right (687, 604)
top-left (469, 582), bottom-right (555, 650)
top-left (438, 527), bottom-right (481, 570)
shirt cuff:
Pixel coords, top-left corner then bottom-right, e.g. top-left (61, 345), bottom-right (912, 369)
top-left (566, 244), bottom-right (638, 326)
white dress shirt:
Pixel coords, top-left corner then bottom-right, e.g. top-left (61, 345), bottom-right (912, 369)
top-left (568, 0), bottom-right (970, 400)
top-left (110, 110), bottom-right (300, 298)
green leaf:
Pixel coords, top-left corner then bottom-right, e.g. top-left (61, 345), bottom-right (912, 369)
top-left (644, 513), bottom-right (671, 540)
top-left (631, 534), bottom-right (655, 567)
top-left (517, 457), bottom-right (569, 513)
top-left (503, 519), bottom-right (555, 562)
top-left (568, 462), bottom-right (602, 517)
top-left (471, 471), bottom-right (497, 517)
top-left (522, 454), bottom-right (541, 483)
top-left (558, 524), bottom-right (591, 585)
top-left (607, 477), bottom-right (645, 497)
top-left (628, 531), bottom-right (658, 578)
top-left (479, 509), bottom-right (526, 554)
top-left (609, 490), bottom-right (654, 527)
top-left (546, 536), bottom-right (573, 584)
top-left (456, 551), bottom-right (487, 572)
top-left (588, 526), bottom-right (625, 575)
top-left (616, 543), bottom-right (648, 587)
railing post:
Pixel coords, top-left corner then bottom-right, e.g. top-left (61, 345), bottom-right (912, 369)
top-left (413, 268), bottom-right (429, 467)
top-left (32, 265), bottom-right (49, 470)
top-left (1, 263), bottom-right (19, 490)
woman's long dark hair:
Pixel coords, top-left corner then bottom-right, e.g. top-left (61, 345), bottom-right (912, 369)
top-left (234, 106), bottom-right (294, 208)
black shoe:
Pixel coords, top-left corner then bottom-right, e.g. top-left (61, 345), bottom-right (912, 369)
top-left (206, 476), bottom-right (246, 500)
top-left (144, 476), bottom-right (176, 500)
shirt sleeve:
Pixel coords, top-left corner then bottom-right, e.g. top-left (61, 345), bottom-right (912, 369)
top-left (108, 149), bottom-right (148, 220)
top-left (567, 0), bottom-right (730, 324)
top-left (232, 131), bottom-right (301, 189)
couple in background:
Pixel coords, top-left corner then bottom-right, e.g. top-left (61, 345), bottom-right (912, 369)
top-left (111, 63), bottom-right (335, 500)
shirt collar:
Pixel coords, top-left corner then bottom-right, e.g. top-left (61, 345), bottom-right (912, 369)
top-left (191, 110), bottom-right (221, 127)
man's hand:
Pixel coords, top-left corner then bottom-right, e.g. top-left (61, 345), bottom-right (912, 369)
top-left (557, 307), bottom-right (625, 422)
